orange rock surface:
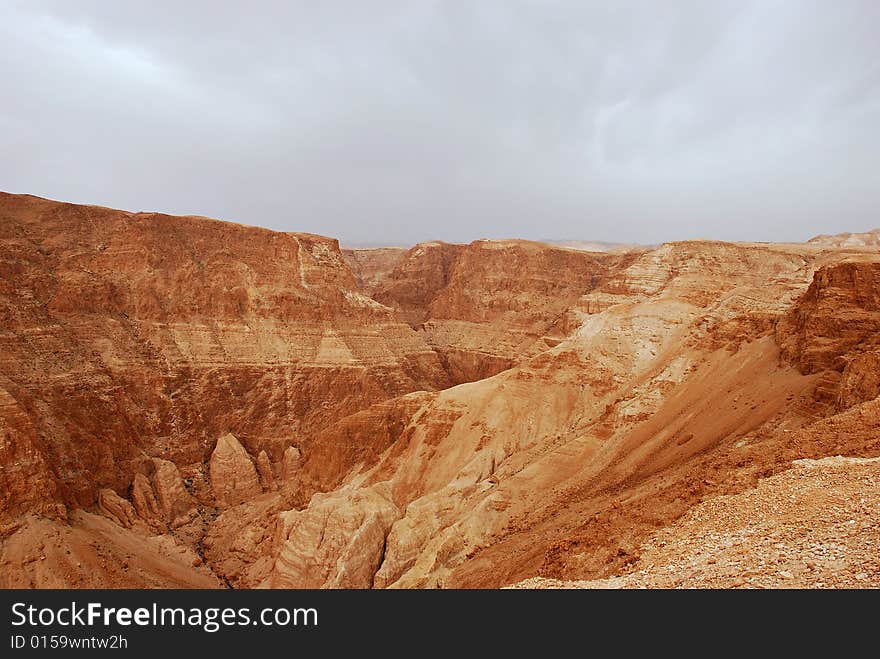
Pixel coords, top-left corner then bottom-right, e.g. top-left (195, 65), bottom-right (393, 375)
top-left (1, 191), bottom-right (878, 589)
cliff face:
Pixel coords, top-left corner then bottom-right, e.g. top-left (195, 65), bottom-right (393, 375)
top-left (0, 192), bottom-right (448, 526)
top-left (2, 192), bottom-right (879, 590)
top-left (776, 260), bottom-right (880, 374)
top-left (342, 247), bottom-right (407, 293)
top-left (367, 241), bottom-right (463, 326)
top-left (239, 240), bottom-right (876, 589)
top-left (775, 260), bottom-right (880, 414)
top-left (422, 240), bottom-right (613, 383)
top-left (359, 240), bottom-right (619, 384)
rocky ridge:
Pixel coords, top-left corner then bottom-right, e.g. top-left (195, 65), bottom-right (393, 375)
top-left (808, 228), bottom-right (880, 249)
top-left (1, 191), bottom-right (878, 589)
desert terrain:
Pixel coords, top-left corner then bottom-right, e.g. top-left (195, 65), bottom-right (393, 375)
top-left (1, 191), bottom-right (877, 588)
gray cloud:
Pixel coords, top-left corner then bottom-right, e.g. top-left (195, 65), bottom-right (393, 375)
top-left (2, 0), bottom-right (878, 244)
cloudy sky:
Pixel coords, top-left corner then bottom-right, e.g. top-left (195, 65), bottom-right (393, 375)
top-left (2, 1), bottom-right (878, 245)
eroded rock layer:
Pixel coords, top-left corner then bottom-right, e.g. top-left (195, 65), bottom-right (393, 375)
top-left (253, 240), bottom-right (880, 589)
top-left (2, 192), bottom-right (879, 589)
top-left (356, 239), bottom-right (629, 384)
top-left (0, 191), bottom-right (448, 531)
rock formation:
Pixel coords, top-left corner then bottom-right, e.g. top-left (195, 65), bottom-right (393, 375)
top-left (356, 239), bottom-right (625, 384)
top-left (776, 260), bottom-right (880, 373)
top-left (0, 191), bottom-right (451, 523)
top-left (262, 483), bottom-right (400, 588)
top-left (131, 474), bottom-right (162, 524)
top-left (152, 459), bottom-right (197, 527)
top-left (210, 434), bottom-right (262, 508)
top-left (342, 247), bottom-right (407, 292)
top-left (1, 191), bottom-right (879, 589)
top-left (96, 489), bottom-right (138, 529)
top-left (256, 450), bottom-right (277, 491)
top-left (837, 350), bottom-right (880, 411)
top-left (808, 228), bottom-right (880, 248)
top-left (280, 446), bottom-right (302, 481)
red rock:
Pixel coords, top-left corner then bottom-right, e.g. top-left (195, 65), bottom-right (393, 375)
top-left (836, 350), bottom-right (880, 411)
top-left (209, 433), bottom-right (262, 508)
top-left (364, 240), bottom-right (614, 384)
top-left (130, 473), bottom-right (161, 522)
top-left (96, 489), bottom-right (137, 528)
top-left (256, 450), bottom-right (277, 492)
top-left (2, 192), bottom-right (879, 591)
top-left (777, 261), bottom-right (880, 375)
top-left (151, 459), bottom-right (197, 528)
top-left (0, 191), bottom-right (449, 520)
top-left (280, 446), bottom-right (302, 481)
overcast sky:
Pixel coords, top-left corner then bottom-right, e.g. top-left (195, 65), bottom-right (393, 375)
top-left (2, 1), bottom-right (878, 245)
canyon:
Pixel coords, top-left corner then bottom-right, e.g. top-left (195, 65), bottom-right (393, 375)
top-left (1, 191), bottom-right (878, 588)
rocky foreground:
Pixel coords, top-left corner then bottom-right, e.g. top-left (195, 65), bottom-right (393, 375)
top-left (1, 191), bottom-right (878, 588)
top-left (512, 454), bottom-right (880, 589)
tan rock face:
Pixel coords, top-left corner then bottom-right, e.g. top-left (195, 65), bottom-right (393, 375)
top-left (3, 191), bottom-right (880, 591)
top-left (0, 191), bottom-right (449, 523)
top-left (366, 241), bottom-right (463, 326)
top-left (210, 434), bottom-right (262, 508)
top-left (123, 458), bottom-right (198, 532)
top-left (808, 228), bottom-right (880, 248)
top-left (96, 489), bottom-right (137, 529)
top-left (364, 240), bottom-right (617, 384)
top-left (298, 392), bottom-right (429, 493)
top-left (130, 473), bottom-right (161, 522)
top-left (261, 483), bottom-right (400, 588)
top-left (152, 459), bottom-right (197, 526)
top-left (342, 247), bottom-right (407, 292)
top-left (280, 446), bottom-right (302, 481)
top-left (0, 384), bottom-right (61, 522)
top-left (255, 450), bottom-right (277, 491)
top-left (836, 350), bottom-right (880, 411)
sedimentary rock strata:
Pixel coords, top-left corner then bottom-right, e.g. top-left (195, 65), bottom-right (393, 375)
top-left (1, 191), bottom-right (878, 589)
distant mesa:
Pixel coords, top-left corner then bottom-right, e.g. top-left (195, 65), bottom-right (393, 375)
top-left (807, 228), bottom-right (880, 248)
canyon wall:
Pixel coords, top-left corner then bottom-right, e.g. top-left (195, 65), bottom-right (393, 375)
top-left (350, 239), bottom-right (631, 384)
top-left (2, 192), bottom-right (878, 589)
top-left (227, 239), bottom-right (880, 588)
top-left (0, 192), bottom-right (448, 527)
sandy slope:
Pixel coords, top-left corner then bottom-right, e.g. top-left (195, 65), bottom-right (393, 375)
top-left (512, 454), bottom-right (880, 589)
top-left (0, 511), bottom-right (220, 588)
top-left (2, 192), bottom-right (878, 589)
